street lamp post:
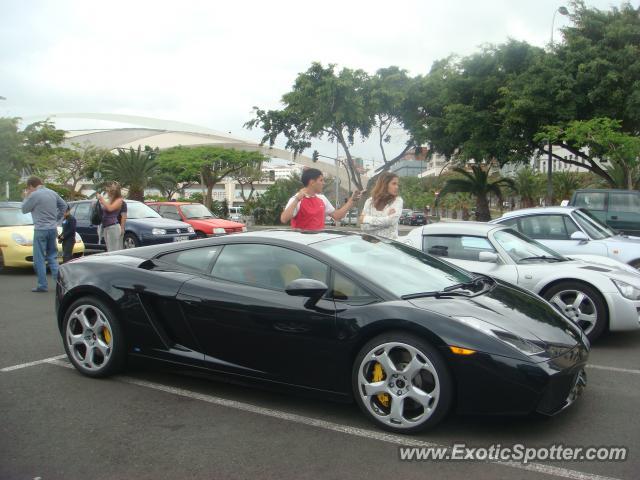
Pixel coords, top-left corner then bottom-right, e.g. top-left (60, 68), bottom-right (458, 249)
top-left (547, 6), bottom-right (569, 206)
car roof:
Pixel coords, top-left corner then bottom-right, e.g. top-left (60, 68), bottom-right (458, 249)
top-left (147, 201), bottom-right (196, 206)
top-left (235, 229), bottom-right (356, 245)
top-left (495, 206), bottom-right (580, 220)
top-left (421, 222), bottom-right (504, 236)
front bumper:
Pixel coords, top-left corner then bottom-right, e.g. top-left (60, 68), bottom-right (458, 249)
top-left (1, 243), bottom-right (85, 268)
top-left (450, 342), bottom-right (589, 416)
top-left (604, 291), bottom-right (640, 331)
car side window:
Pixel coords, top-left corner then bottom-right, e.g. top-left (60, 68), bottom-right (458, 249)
top-left (74, 203), bottom-right (91, 221)
top-left (519, 215), bottom-right (571, 240)
top-left (328, 270), bottom-right (377, 304)
top-left (574, 192), bottom-right (606, 211)
top-left (211, 244), bottom-right (329, 291)
top-left (159, 247), bottom-right (221, 273)
top-left (498, 217), bottom-right (521, 232)
top-left (609, 193), bottom-right (640, 213)
top-left (158, 205), bottom-right (181, 221)
top-left (423, 235), bottom-right (495, 261)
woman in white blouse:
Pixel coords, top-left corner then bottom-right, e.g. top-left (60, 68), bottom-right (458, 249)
top-left (359, 172), bottom-right (403, 240)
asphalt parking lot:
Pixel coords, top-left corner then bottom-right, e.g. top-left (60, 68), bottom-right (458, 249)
top-left (1, 264), bottom-right (639, 480)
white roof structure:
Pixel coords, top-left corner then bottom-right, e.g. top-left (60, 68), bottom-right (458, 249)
top-left (52, 113), bottom-right (360, 187)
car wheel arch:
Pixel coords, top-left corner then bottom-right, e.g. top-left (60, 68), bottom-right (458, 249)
top-left (57, 286), bottom-right (124, 334)
top-left (538, 278), bottom-right (610, 331)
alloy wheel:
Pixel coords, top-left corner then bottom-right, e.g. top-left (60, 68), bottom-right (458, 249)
top-left (549, 290), bottom-right (598, 337)
top-left (65, 304), bottom-right (113, 371)
top-left (357, 341), bottom-right (440, 430)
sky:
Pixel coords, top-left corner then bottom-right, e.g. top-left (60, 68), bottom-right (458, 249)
top-left (0, 0), bottom-right (631, 168)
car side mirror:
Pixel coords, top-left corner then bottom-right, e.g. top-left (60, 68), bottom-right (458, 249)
top-left (570, 231), bottom-right (589, 243)
top-left (285, 278), bottom-right (329, 308)
top-left (478, 251), bottom-right (499, 263)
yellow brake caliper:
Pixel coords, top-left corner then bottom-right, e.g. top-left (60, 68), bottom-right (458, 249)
top-left (373, 362), bottom-right (390, 407)
top-left (102, 326), bottom-right (112, 345)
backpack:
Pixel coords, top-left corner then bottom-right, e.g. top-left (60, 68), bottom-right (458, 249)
top-left (90, 201), bottom-right (103, 225)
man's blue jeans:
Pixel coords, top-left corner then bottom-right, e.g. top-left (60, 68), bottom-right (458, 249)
top-left (33, 229), bottom-right (59, 290)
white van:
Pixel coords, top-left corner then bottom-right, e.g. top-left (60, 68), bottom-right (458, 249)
top-left (228, 206), bottom-right (243, 222)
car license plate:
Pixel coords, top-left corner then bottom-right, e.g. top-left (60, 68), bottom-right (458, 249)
top-left (174, 235), bottom-right (189, 242)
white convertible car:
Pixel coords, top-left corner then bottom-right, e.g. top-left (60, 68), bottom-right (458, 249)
top-left (403, 222), bottom-right (640, 342)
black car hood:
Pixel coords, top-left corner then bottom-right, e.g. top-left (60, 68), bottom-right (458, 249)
top-left (409, 281), bottom-right (582, 347)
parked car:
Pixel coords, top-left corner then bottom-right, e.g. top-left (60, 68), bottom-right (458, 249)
top-left (56, 230), bottom-right (587, 433)
top-left (407, 212), bottom-right (427, 226)
top-left (0, 201), bottom-right (84, 269)
top-left (68, 200), bottom-right (195, 250)
top-left (399, 209), bottom-right (412, 225)
top-left (403, 222), bottom-right (640, 342)
top-left (228, 206), bottom-right (243, 222)
top-left (569, 189), bottom-right (640, 236)
top-left (491, 207), bottom-right (640, 270)
top-left (147, 202), bottom-right (246, 238)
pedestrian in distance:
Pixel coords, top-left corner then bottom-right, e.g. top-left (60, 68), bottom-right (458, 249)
top-left (97, 182), bottom-right (127, 251)
top-left (359, 172), bottom-right (403, 240)
top-left (281, 168), bottom-right (361, 231)
top-left (21, 175), bottom-right (68, 292)
top-left (58, 206), bottom-right (77, 263)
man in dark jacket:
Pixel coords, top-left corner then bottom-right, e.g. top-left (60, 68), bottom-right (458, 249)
top-left (58, 206), bottom-right (77, 263)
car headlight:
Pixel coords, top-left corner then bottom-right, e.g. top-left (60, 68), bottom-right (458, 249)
top-left (187, 226), bottom-right (195, 233)
top-left (74, 233), bottom-right (82, 243)
top-left (213, 227), bottom-right (226, 234)
top-left (612, 279), bottom-right (640, 300)
top-left (11, 233), bottom-right (32, 246)
top-left (455, 316), bottom-right (545, 356)
top-left (152, 228), bottom-right (166, 235)
top-left (242, 226), bottom-right (247, 232)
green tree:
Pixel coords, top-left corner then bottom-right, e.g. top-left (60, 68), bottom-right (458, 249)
top-left (100, 146), bottom-right (160, 201)
top-left (408, 40), bottom-right (543, 166)
top-left (502, 2), bottom-right (640, 182)
top-left (157, 146), bottom-right (264, 209)
top-left (245, 63), bottom-right (374, 191)
top-left (252, 173), bottom-right (302, 225)
top-left (536, 117), bottom-right (640, 188)
top-left (49, 143), bottom-right (111, 191)
top-left (440, 165), bottom-right (513, 221)
top-left (231, 155), bottom-right (268, 201)
top-left (509, 167), bottom-right (545, 208)
top-left (553, 171), bottom-right (585, 202)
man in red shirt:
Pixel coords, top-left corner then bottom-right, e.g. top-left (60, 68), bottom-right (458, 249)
top-left (281, 168), bottom-right (360, 231)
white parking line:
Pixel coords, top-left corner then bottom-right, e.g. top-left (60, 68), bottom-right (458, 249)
top-left (45, 358), bottom-right (621, 480)
top-left (586, 365), bottom-right (640, 375)
top-left (0, 354), bottom-right (67, 372)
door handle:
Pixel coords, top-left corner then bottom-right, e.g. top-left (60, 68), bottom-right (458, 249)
top-left (611, 216), bottom-right (618, 220)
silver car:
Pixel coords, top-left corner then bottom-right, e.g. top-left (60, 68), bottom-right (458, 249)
top-left (403, 222), bottom-right (640, 342)
top-left (491, 206), bottom-right (640, 270)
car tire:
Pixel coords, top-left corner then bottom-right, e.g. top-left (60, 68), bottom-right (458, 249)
top-left (352, 331), bottom-right (453, 433)
top-left (62, 296), bottom-right (126, 378)
top-left (196, 231), bottom-right (207, 239)
top-left (542, 281), bottom-right (607, 342)
top-left (123, 233), bottom-right (140, 249)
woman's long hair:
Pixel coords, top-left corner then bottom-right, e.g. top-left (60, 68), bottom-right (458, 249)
top-left (371, 172), bottom-right (399, 210)
top-left (107, 182), bottom-right (122, 201)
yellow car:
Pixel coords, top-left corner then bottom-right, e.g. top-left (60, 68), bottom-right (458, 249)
top-left (0, 202), bottom-right (85, 270)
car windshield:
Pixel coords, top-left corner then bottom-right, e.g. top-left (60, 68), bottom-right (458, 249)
top-left (572, 209), bottom-right (615, 239)
top-left (0, 208), bottom-right (33, 226)
top-left (181, 204), bottom-right (217, 219)
top-left (314, 235), bottom-right (472, 297)
top-left (493, 228), bottom-right (566, 263)
top-left (126, 202), bottom-right (161, 219)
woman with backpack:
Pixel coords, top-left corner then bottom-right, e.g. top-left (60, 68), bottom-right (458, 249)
top-left (97, 182), bottom-right (127, 251)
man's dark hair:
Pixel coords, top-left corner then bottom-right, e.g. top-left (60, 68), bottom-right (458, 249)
top-left (301, 168), bottom-right (323, 186)
top-left (26, 176), bottom-right (43, 188)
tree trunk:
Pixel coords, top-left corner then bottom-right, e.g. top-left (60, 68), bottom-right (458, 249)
top-left (128, 188), bottom-right (144, 201)
top-left (476, 195), bottom-right (491, 221)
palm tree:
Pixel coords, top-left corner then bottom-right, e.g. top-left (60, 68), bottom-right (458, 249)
top-left (441, 164), bottom-right (513, 221)
top-left (510, 167), bottom-right (544, 208)
top-left (553, 171), bottom-right (584, 203)
top-left (101, 146), bottom-right (160, 201)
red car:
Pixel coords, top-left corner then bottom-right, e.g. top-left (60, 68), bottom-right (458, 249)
top-left (147, 202), bottom-right (246, 238)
